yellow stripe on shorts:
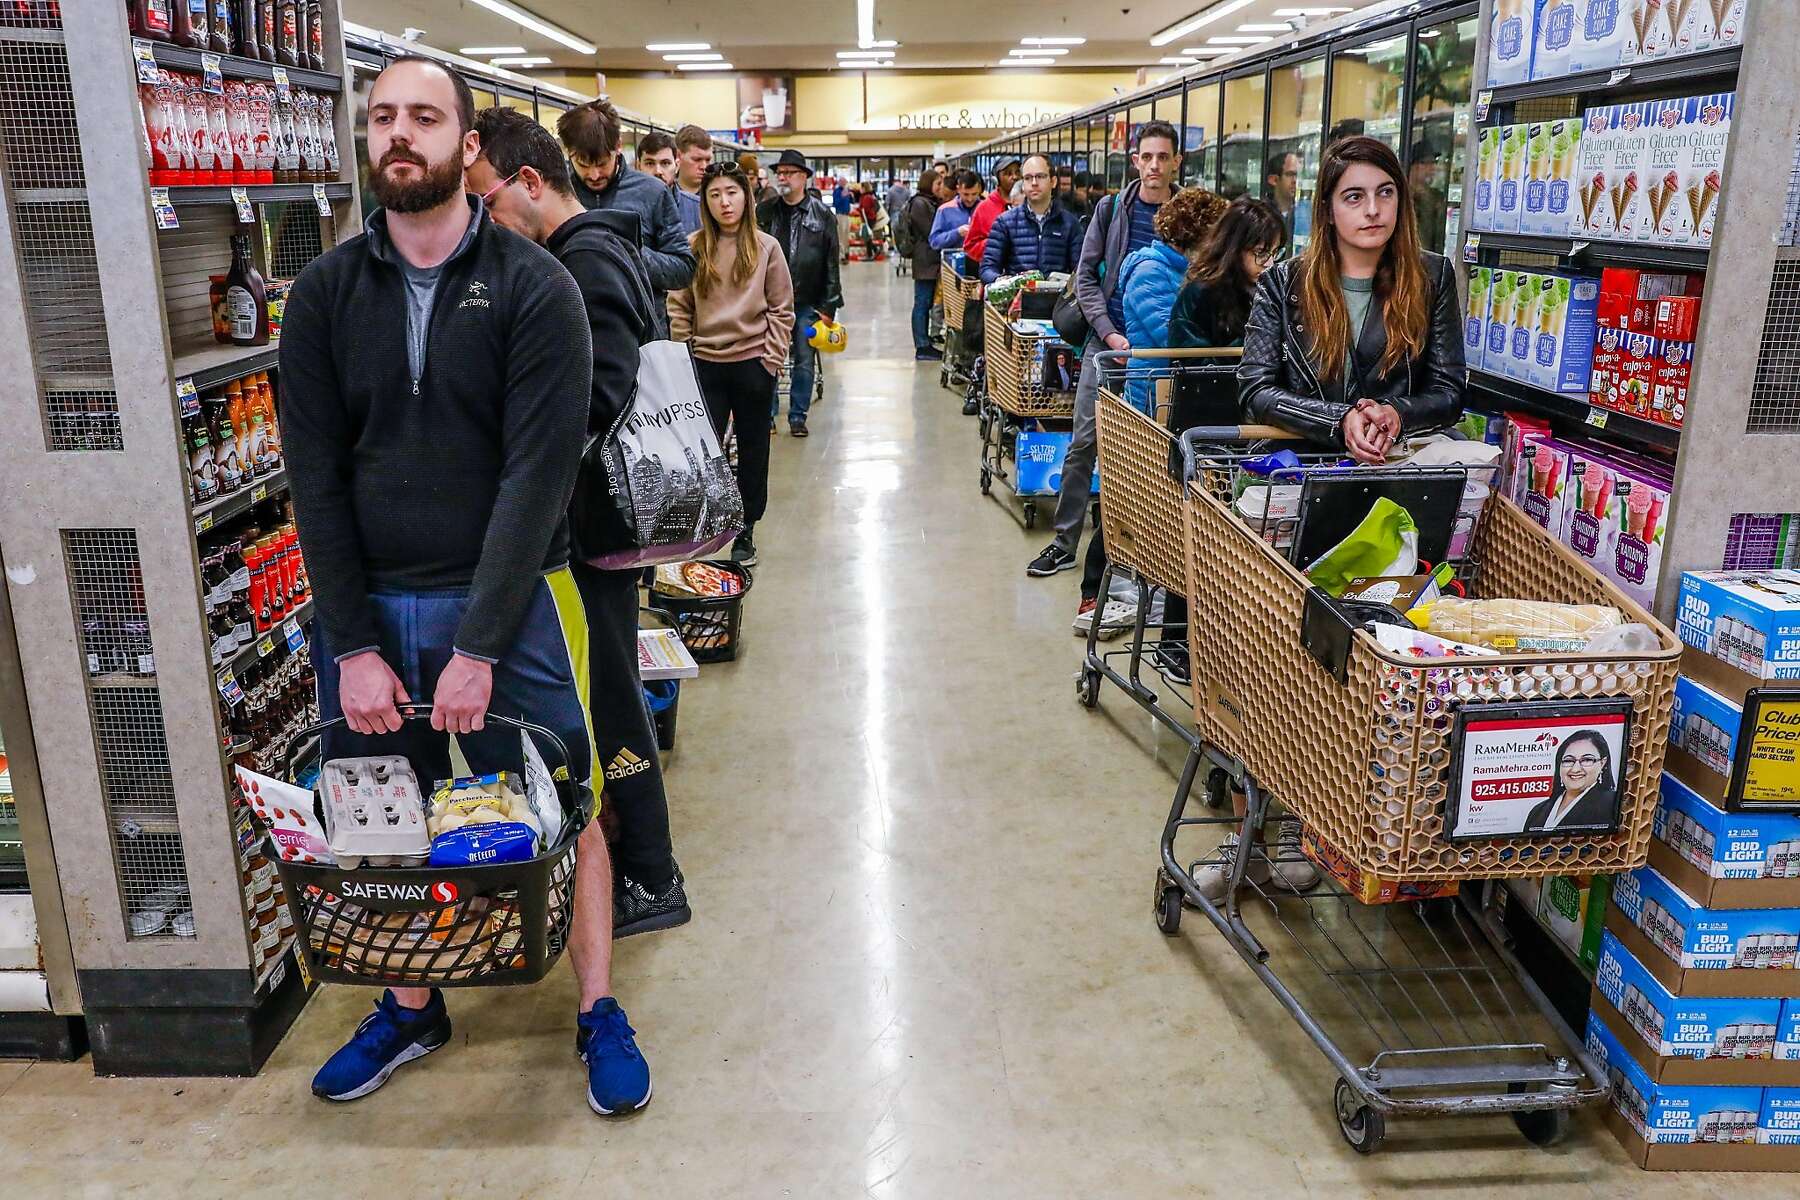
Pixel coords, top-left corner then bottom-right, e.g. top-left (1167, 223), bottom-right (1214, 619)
top-left (544, 567), bottom-right (600, 814)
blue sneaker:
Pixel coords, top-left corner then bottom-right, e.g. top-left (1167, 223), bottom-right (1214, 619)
top-left (577, 997), bottom-right (652, 1115)
top-left (311, 989), bottom-right (451, 1102)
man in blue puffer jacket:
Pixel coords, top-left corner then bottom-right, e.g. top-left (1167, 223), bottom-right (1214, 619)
top-left (980, 155), bottom-right (1082, 286)
top-left (1116, 189), bottom-right (1228, 412)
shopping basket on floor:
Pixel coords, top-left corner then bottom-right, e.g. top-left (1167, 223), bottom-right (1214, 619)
top-left (652, 559), bottom-right (753, 663)
top-left (266, 707), bottom-right (591, 989)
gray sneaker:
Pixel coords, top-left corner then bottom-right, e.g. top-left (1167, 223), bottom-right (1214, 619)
top-left (1268, 821), bottom-right (1321, 892)
top-left (1192, 832), bottom-right (1271, 904)
top-left (614, 865), bottom-right (691, 939)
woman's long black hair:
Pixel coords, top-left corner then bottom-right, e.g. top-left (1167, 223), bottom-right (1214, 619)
top-left (1546, 729), bottom-right (1617, 807)
top-left (1187, 196), bottom-right (1288, 332)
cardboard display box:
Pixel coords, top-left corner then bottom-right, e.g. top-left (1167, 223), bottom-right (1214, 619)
top-left (1613, 865), bottom-right (1800, 973)
top-left (1605, 905), bottom-right (1800, 1000)
top-left (1650, 772), bottom-right (1800, 908)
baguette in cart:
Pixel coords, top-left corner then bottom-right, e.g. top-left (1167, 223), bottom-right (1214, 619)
top-left (1148, 423), bottom-right (1681, 1154)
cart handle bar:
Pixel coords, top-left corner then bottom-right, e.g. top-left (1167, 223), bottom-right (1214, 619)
top-left (1177, 423), bottom-right (1305, 480)
top-left (281, 703), bottom-right (580, 788)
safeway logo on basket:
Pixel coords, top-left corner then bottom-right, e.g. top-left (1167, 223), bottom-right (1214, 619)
top-left (336, 879), bottom-right (459, 904)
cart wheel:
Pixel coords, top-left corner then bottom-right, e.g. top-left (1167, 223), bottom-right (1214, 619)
top-left (1204, 768), bottom-right (1231, 810)
top-left (1334, 1079), bottom-right (1386, 1155)
top-left (1023, 503), bottom-right (1038, 530)
top-left (979, 467), bottom-right (992, 496)
top-left (1155, 875), bottom-right (1183, 935)
top-left (1511, 1106), bottom-right (1571, 1147)
top-left (1078, 667), bottom-right (1100, 709)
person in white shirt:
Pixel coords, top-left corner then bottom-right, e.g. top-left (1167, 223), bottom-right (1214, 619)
top-left (1524, 730), bottom-right (1619, 833)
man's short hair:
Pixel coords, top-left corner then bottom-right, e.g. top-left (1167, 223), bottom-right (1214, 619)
top-left (382, 54), bottom-right (475, 136)
top-left (1135, 120), bottom-right (1180, 152)
top-left (1266, 150), bottom-right (1296, 180)
top-left (475, 107), bottom-right (575, 198)
top-left (675, 124), bottom-right (711, 154)
top-left (637, 130), bottom-right (675, 160)
top-left (1073, 171), bottom-right (1092, 188)
top-left (952, 168), bottom-right (983, 191)
top-left (1056, 164), bottom-right (1074, 178)
top-left (556, 98), bottom-right (620, 161)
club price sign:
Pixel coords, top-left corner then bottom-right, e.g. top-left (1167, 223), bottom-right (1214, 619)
top-left (1446, 699), bottom-right (1632, 840)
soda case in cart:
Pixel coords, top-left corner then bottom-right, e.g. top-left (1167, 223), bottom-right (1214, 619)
top-left (1137, 419), bottom-right (1683, 1154)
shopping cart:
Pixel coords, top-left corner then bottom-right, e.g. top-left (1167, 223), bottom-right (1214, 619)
top-left (1079, 351), bottom-right (1241, 741)
top-left (978, 302), bottom-right (1076, 530)
top-left (267, 706), bottom-right (591, 989)
top-left (1150, 423), bottom-right (1681, 1153)
top-left (938, 261), bottom-right (980, 391)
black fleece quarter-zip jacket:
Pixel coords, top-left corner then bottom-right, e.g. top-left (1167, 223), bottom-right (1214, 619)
top-left (279, 196), bottom-right (593, 663)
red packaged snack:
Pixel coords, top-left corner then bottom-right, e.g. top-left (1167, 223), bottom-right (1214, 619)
top-left (182, 73), bottom-right (215, 184)
top-left (142, 72), bottom-right (181, 185)
top-left (1589, 323), bottom-right (1624, 410)
top-left (205, 85), bottom-right (233, 187)
top-left (224, 81), bottom-right (254, 184)
top-left (1651, 339), bottom-right (1692, 428)
top-left (1616, 332), bottom-right (1660, 418)
top-left (1653, 294), bottom-right (1701, 342)
top-left (246, 82), bottom-right (276, 184)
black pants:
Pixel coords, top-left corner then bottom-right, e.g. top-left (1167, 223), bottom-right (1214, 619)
top-left (1080, 507), bottom-right (1107, 602)
top-left (570, 560), bottom-right (676, 894)
top-left (696, 357), bottom-right (774, 526)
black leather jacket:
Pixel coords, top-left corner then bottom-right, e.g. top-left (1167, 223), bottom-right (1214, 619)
top-left (757, 195), bottom-right (844, 316)
top-left (1237, 252), bottom-right (1465, 448)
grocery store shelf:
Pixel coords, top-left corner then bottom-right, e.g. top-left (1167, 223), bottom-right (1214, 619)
top-left (1468, 368), bottom-right (1681, 455)
top-left (1484, 44), bottom-right (1741, 106)
top-left (194, 468), bottom-right (288, 536)
top-left (1471, 230), bottom-right (1711, 271)
top-left (216, 600), bottom-right (312, 681)
top-left (254, 935), bottom-right (301, 996)
top-left (145, 41), bottom-right (343, 92)
top-left (171, 338), bottom-right (280, 391)
top-left (166, 182), bottom-right (351, 206)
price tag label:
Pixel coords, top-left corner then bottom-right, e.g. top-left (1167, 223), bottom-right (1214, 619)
top-left (312, 182), bottom-right (331, 216)
top-left (150, 186), bottom-right (178, 229)
top-left (195, 511), bottom-right (214, 535)
top-left (231, 185), bottom-right (254, 223)
top-left (1585, 406), bottom-right (1609, 429)
top-left (257, 633), bottom-right (276, 658)
top-left (266, 959), bottom-right (287, 994)
top-left (1474, 89), bottom-right (1492, 122)
top-left (132, 40), bottom-right (160, 84)
top-left (292, 943), bottom-right (312, 990)
top-left (176, 377), bottom-right (200, 417)
top-left (251, 482), bottom-right (268, 503)
top-left (272, 66), bottom-right (291, 103)
top-left (1463, 233), bottom-right (1481, 263)
top-left (218, 669), bottom-right (245, 704)
top-left (201, 52), bottom-right (223, 94)
top-left (1606, 68), bottom-right (1632, 87)
top-left (1570, 239), bottom-right (1590, 256)
top-left (283, 616), bottom-right (305, 652)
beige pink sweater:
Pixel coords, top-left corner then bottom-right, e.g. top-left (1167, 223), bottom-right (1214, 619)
top-left (666, 229), bottom-right (796, 376)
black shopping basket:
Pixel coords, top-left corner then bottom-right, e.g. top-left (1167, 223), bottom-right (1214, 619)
top-left (265, 706), bottom-right (592, 989)
top-left (652, 560), bottom-right (753, 663)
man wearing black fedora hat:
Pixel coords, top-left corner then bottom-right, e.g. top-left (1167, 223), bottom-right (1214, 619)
top-left (757, 149), bottom-right (843, 437)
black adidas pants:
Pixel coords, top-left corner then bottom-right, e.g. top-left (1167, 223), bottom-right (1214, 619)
top-left (569, 560), bottom-right (677, 894)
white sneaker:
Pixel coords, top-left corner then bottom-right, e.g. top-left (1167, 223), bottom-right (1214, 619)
top-left (1072, 598), bottom-right (1137, 640)
top-left (1192, 832), bottom-right (1271, 904)
top-left (1268, 821), bottom-right (1321, 892)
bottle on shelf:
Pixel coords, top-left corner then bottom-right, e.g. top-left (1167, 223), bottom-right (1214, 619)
top-left (205, 82), bottom-right (233, 186)
top-left (246, 81), bottom-right (276, 184)
top-left (274, 93), bottom-right (300, 183)
top-left (305, 0), bottom-right (325, 72)
top-left (253, 371), bottom-right (282, 467)
top-left (257, 0), bottom-right (276, 66)
top-left (185, 405), bottom-right (219, 503)
top-left (235, 0), bottom-right (259, 61)
top-left (130, 0), bottom-right (176, 41)
top-left (204, 388), bottom-right (244, 494)
top-left (224, 80), bottom-right (253, 185)
top-left (182, 72), bottom-right (216, 184)
top-left (210, 0), bottom-right (235, 54)
top-left (142, 71), bottom-right (181, 187)
top-left (224, 232), bottom-right (270, 346)
top-left (275, 0), bottom-right (299, 68)
top-left (318, 93), bottom-right (339, 181)
top-left (171, 0), bottom-right (209, 50)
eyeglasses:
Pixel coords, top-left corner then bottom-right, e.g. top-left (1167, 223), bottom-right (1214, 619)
top-left (477, 167), bottom-right (522, 210)
top-left (1021, 172), bottom-right (1051, 183)
top-left (1560, 755), bottom-right (1604, 768)
top-left (1252, 247), bottom-right (1280, 266)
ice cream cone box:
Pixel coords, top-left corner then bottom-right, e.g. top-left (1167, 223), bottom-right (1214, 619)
top-left (1709, 0), bottom-right (1747, 48)
top-left (1465, 265), bottom-right (1493, 372)
top-left (1485, 268), bottom-right (1524, 371)
top-left (1615, 330), bottom-right (1660, 417)
top-left (1565, 449), bottom-right (1622, 563)
top-left (1472, 126), bottom-right (1501, 230)
top-left (1528, 271), bottom-right (1601, 393)
top-left (1645, 98), bottom-right (1692, 243)
top-left (1487, 0), bottom-right (1541, 87)
top-left (1609, 102), bottom-right (1655, 241)
top-left (1533, 0), bottom-right (1577, 79)
top-left (1683, 91), bottom-right (1733, 248)
top-left (1567, 0), bottom-right (1642, 73)
top-left (1637, 0), bottom-right (1677, 57)
top-left (1515, 434), bottom-right (1576, 535)
top-left (1663, 0), bottom-right (1712, 55)
top-left (1505, 271), bottom-right (1543, 381)
top-left (1655, 294), bottom-right (1701, 342)
top-left (1544, 118), bottom-right (1582, 233)
top-left (1606, 462), bottom-right (1671, 611)
top-left (1590, 324), bottom-right (1625, 410)
top-left (1651, 338), bottom-right (1691, 427)
top-left (1494, 124), bottom-right (1531, 232)
top-left (1522, 123), bottom-right (1555, 233)
top-left (1571, 104), bottom-right (1616, 237)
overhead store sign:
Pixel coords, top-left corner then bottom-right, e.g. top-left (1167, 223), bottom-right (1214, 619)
top-left (862, 102), bottom-right (1083, 132)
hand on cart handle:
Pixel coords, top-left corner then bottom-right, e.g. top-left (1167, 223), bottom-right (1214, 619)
top-left (432, 653), bottom-right (493, 735)
top-left (1103, 332), bottom-right (1130, 352)
top-left (339, 650), bottom-right (410, 736)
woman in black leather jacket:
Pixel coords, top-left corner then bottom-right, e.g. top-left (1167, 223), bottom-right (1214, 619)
top-left (1237, 136), bottom-right (1465, 463)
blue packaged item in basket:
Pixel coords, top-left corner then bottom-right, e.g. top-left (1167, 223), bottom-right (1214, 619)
top-left (428, 821), bottom-right (538, 867)
top-left (1015, 429), bottom-right (1100, 498)
top-left (1243, 449), bottom-right (1302, 477)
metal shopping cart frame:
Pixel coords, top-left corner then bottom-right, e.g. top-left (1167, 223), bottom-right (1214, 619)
top-left (978, 302), bottom-right (1075, 530)
top-left (938, 262), bottom-right (980, 391)
top-left (1143, 423), bottom-right (1680, 1154)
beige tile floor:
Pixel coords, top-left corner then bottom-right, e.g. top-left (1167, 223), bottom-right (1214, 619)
top-left (8, 263), bottom-right (1795, 1196)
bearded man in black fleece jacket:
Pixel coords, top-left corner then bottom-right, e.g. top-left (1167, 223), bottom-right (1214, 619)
top-left (281, 57), bottom-right (652, 1118)
top-left (469, 107), bottom-right (692, 944)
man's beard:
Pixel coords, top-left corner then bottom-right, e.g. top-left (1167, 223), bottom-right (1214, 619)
top-left (370, 146), bottom-right (465, 214)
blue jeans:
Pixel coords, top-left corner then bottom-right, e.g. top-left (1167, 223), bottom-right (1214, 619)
top-left (786, 305), bottom-right (817, 426)
top-left (311, 572), bottom-right (596, 802)
top-left (912, 279), bottom-right (935, 352)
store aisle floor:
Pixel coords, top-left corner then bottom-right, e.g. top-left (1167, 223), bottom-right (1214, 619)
top-left (6, 264), bottom-right (1789, 1199)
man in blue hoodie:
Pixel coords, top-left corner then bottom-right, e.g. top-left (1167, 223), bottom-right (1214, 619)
top-left (557, 100), bottom-right (694, 298)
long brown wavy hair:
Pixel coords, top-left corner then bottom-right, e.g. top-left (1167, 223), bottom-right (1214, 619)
top-left (1298, 136), bottom-right (1429, 381)
top-left (690, 165), bottom-right (760, 304)
top-left (1188, 197), bottom-right (1288, 331)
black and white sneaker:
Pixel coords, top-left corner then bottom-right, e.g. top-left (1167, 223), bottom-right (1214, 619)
top-left (614, 865), bottom-right (691, 939)
top-left (1153, 642), bottom-right (1191, 686)
top-left (1026, 544), bottom-right (1077, 577)
top-left (730, 531), bottom-right (758, 567)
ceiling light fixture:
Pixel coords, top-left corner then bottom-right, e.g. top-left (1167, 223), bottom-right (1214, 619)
top-left (1272, 6), bottom-right (1352, 15)
top-left (1158, 57), bottom-right (1199, 65)
top-left (1178, 47), bottom-right (1235, 55)
top-left (1236, 23), bottom-right (1296, 31)
top-left (1207, 34), bottom-right (1274, 44)
top-left (677, 62), bottom-right (735, 71)
top-left (857, 0), bottom-right (876, 48)
top-left (837, 49), bottom-right (895, 58)
top-left (1021, 36), bottom-right (1086, 45)
top-left (836, 60), bottom-right (893, 68)
top-left (489, 56), bottom-right (551, 66)
top-left (662, 53), bottom-right (723, 61)
top-left (1000, 56), bottom-right (1057, 66)
top-left (1010, 47), bottom-right (1068, 55)
top-left (1150, 0), bottom-right (1255, 47)
top-left (467, 0), bottom-right (596, 54)
top-left (460, 45), bottom-right (525, 55)
top-left (645, 42), bottom-right (710, 51)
